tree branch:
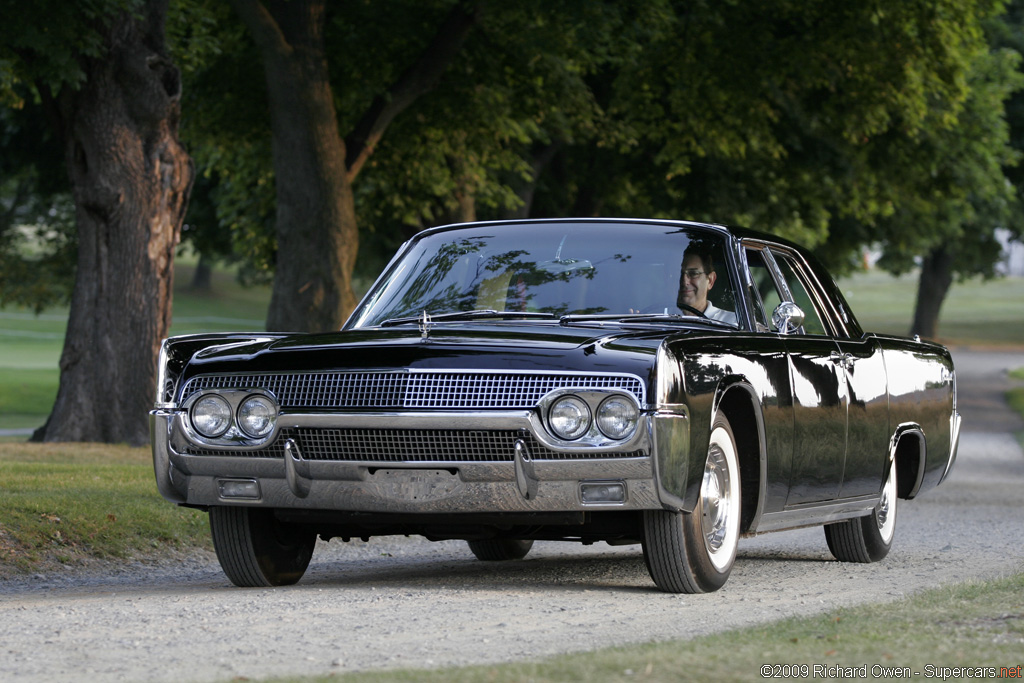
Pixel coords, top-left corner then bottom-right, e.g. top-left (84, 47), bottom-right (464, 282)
top-left (344, 1), bottom-right (483, 181)
top-left (228, 0), bottom-right (292, 58)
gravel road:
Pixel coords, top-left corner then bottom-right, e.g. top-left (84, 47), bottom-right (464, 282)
top-left (1, 348), bottom-right (1022, 683)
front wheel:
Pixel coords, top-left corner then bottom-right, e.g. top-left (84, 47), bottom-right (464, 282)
top-left (642, 413), bottom-right (742, 593)
top-left (209, 506), bottom-right (316, 587)
top-left (824, 458), bottom-right (897, 563)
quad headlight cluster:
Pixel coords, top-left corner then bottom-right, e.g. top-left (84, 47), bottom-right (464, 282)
top-left (544, 390), bottom-right (640, 443)
top-left (187, 390), bottom-right (279, 443)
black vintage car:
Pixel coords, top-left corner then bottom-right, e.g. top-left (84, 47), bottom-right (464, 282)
top-left (151, 219), bottom-right (961, 593)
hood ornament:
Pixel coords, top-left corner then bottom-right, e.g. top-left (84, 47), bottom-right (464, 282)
top-left (419, 310), bottom-right (432, 341)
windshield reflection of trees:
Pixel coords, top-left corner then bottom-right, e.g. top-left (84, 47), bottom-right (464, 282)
top-left (389, 237), bottom-right (630, 318)
top-left (389, 237), bottom-right (493, 315)
top-left (383, 230), bottom-right (731, 320)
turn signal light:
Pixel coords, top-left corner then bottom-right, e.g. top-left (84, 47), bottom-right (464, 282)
top-left (218, 479), bottom-right (261, 500)
top-left (579, 481), bottom-right (626, 504)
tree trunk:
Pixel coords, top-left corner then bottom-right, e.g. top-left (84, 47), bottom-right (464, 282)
top-left (232, 0), bottom-right (356, 332)
top-left (190, 254), bottom-right (213, 292)
top-left (232, 0), bottom-right (480, 332)
top-left (500, 142), bottom-right (561, 220)
top-left (909, 245), bottom-right (954, 340)
top-left (34, 1), bottom-right (193, 445)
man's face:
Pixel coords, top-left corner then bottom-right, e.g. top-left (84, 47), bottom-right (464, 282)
top-left (678, 253), bottom-right (717, 312)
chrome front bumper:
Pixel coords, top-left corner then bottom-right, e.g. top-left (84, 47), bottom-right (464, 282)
top-left (150, 409), bottom-right (691, 514)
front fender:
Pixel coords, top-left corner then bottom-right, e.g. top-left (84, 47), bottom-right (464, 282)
top-left (150, 410), bottom-right (187, 504)
top-left (651, 408), bottom-right (692, 511)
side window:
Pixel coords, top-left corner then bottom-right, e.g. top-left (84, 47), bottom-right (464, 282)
top-left (744, 248), bottom-right (781, 332)
top-left (772, 252), bottom-right (828, 336)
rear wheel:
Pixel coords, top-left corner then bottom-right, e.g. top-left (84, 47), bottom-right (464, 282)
top-left (643, 413), bottom-right (741, 593)
top-left (467, 538), bottom-right (534, 561)
top-left (824, 458), bottom-right (897, 563)
top-left (209, 506), bottom-right (316, 587)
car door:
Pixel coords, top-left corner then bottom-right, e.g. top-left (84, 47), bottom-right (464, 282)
top-left (788, 255), bottom-right (890, 499)
top-left (743, 245), bottom-right (847, 505)
top-left (759, 246), bottom-right (853, 505)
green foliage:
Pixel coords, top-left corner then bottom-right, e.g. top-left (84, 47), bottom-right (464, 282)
top-left (581, 0), bottom-right (1012, 250)
top-left (869, 36), bottom-right (1024, 279)
top-left (0, 105), bottom-right (77, 311)
top-left (173, 0), bottom-right (1019, 287)
top-left (343, 1), bottom-right (631, 276)
top-left (169, 0), bottom-right (276, 280)
top-left (0, 191), bottom-right (76, 312)
top-left (0, 0), bottom-right (145, 311)
top-left (167, 0), bottom-right (236, 76)
top-left (5, 0), bottom-right (1021, 319)
top-left (0, 0), bottom-right (140, 107)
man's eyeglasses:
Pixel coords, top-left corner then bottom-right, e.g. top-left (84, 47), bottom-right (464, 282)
top-left (682, 269), bottom-right (706, 279)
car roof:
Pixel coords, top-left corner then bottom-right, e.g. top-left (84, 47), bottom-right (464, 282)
top-left (414, 217), bottom-right (730, 239)
top-left (411, 217), bottom-right (802, 253)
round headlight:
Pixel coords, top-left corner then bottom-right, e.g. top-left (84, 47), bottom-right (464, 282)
top-left (549, 395), bottom-right (591, 440)
top-left (597, 395), bottom-right (639, 440)
top-left (191, 394), bottom-right (232, 438)
top-left (237, 394), bottom-right (277, 438)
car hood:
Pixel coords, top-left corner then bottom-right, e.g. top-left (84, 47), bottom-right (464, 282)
top-left (179, 321), bottom-right (679, 382)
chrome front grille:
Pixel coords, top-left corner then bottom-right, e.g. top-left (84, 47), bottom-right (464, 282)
top-left (182, 428), bottom-right (647, 462)
top-left (178, 371), bottom-right (645, 409)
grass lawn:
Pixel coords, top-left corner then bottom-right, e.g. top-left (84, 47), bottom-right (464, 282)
top-left (0, 442), bottom-right (210, 576)
top-left (1010, 368), bottom-right (1024, 448)
top-left (0, 261), bottom-right (270, 436)
top-left (0, 367), bottom-right (58, 431)
top-left (838, 270), bottom-right (1024, 346)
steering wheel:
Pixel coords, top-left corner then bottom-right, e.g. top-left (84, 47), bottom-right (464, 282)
top-left (634, 303), bottom-right (706, 317)
top-left (678, 303), bottom-right (706, 318)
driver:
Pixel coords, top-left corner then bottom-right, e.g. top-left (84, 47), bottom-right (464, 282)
top-left (677, 247), bottom-right (737, 325)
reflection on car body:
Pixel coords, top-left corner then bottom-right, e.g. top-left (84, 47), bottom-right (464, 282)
top-left (151, 219), bottom-right (961, 592)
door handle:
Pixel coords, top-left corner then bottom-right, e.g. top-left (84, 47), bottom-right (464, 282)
top-left (830, 351), bottom-right (855, 370)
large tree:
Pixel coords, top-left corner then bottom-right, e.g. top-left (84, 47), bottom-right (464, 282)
top-left (1, 0), bottom-right (193, 444)
top-left (177, 0), bottom-right (624, 317)
top-left (184, 0), bottom-right (1018, 336)
top-left (888, 42), bottom-right (1022, 339)
top-left (522, 1), bottom-right (1020, 342)
top-left (224, 0), bottom-right (480, 332)
top-left (816, 5), bottom-right (1024, 338)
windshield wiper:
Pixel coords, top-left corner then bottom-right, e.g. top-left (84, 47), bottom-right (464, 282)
top-left (559, 313), bottom-right (735, 328)
top-left (380, 310), bottom-right (557, 326)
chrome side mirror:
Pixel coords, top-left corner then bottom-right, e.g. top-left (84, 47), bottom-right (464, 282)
top-left (772, 301), bottom-right (805, 335)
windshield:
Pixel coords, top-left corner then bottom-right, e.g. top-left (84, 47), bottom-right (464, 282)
top-left (348, 221), bottom-right (740, 329)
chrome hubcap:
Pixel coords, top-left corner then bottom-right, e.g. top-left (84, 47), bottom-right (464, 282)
top-left (876, 459), bottom-right (897, 544)
top-left (701, 444), bottom-right (731, 555)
